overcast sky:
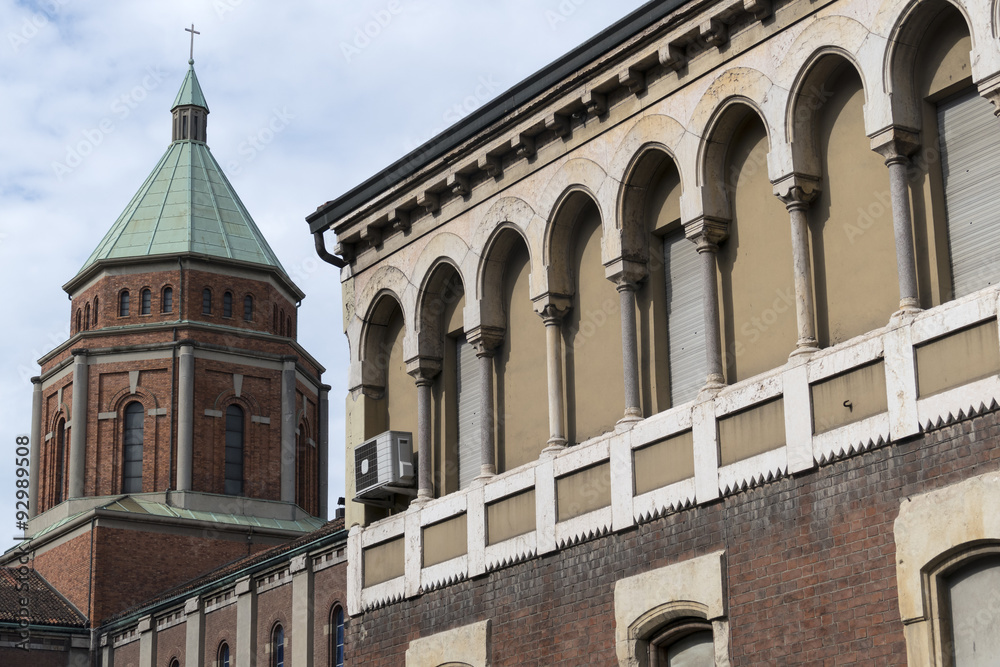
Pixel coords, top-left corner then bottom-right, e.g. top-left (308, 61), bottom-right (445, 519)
top-left (0, 0), bottom-right (652, 552)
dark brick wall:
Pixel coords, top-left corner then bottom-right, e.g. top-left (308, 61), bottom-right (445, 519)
top-left (257, 581), bottom-right (292, 666)
top-left (203, 601), bottom-right (237, 666)
top-left (313, 557), bottom-right (349, 667)
top-left (345, 410), bottom-right (1000, 666)
top-left (156, 621), bottom-right (185, 667)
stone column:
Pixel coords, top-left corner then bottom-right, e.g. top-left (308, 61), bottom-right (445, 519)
top-left (184, 596), bottom-right (204, 667)
top-left (539, 303), bottom-right (570, 451)
top-left (290, 554), bottom-right (314, 667)
top-left (318, 384), bottom-right (331, 520)
top-left (685, 222), bottom-right (728, 393)
top-left (616, 278), bottom-right (643, 423)
top-left (471, 333), bottom-right (502, 479)
top-left (29, 377), bottom-right (42, 518)
top-left (68, 350), bottom-right (88, 499)
top-left (281, 356), bottom-right (298, 504)
top-left (872, 129), bottom-right (922, 315)
top-left (137, 615), bottom-right (155, 667)
top-left (176, 344), bottom-right (195, 492)
top-left (777, 184), bottom-right (820, 355)
top-left (408, 359), bottom-right (441, 503)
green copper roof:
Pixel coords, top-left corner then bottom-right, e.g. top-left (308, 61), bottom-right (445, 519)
top-left (172, 60), bottom-right (209, 111)
top-left (78, 140), bottom-right (285, 272)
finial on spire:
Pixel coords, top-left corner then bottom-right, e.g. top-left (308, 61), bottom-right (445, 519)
top-left (185, 24), bottom-right (200, 63)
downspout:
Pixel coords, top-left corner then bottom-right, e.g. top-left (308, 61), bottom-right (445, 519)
top-left (313, 229), bottom-right (346, 268)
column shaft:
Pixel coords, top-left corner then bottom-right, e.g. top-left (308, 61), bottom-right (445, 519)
top-left (29, 377), bottom-right (42, 518)
top-left (478, 351), bottom-right (496, 477)
top-left (617, 282), bottom-right (642, 421)
top-left (542, 307), bottom-right (567, 448)
top-left (318, 385), bottom-right (331, 520)
top-left (698, 242), bottom-right (725, 389)
top-left (787, 200), bottom-right (819, 354)
top-left (68, 352), bottom-right (88, 499)
top-left (176, 345), bottom-right (195, 491)
top-left (887, 157), bottom-right (920, 312)
top-left (416, 378), bottom-right (433, 501)
top-left (281, 358), bottom-right (297, 504)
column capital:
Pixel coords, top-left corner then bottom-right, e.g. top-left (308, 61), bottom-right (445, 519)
top-left (71, 348), bottom-right (88, 359)
top-left (406, 356), bottom-right (441, 385)
top-left (604, 257), bottom-right (648, 287)
top-left (870, 126), bottom-right (920, 164)
top-left (31, 376), bottom-right (41, 386)
top-left (532, 293), bottom-right (572, 324)
top-left (466, 326), bottom-right (504, 357)
top-left (683, 216), bottom-right (729, 250)
top-left (538, 304), bottom-right (570, 326)
top-left (773, 174), bottom-right (821, 211)
top-left (979, 81), bottom-right (1000, 117)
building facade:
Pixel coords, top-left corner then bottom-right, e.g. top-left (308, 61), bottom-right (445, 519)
top-left (1, 56), bottom-right (340, 666)
top-left (308, 0), bottom-right (1000, 663)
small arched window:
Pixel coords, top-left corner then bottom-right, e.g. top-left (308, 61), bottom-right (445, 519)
top-left (162, 286), bottom-right (173, 313)
top-left (279, 309), bottom-right (286, 336)
top-left (271, 624), bottom-right (284, 667)
top-left (218, 641), bottom-right (231, 667)
top-left (54, 418), bottom-right (66, 505)
top-left (223, 291), bottom-right (233, 318)
top-left (93, 296), bottom-right (99, 326)
top-left (332, 606), bottom-right (345, 667)
top-left (119, 290), bottom-right (130, 317)
top-left (273, 305), bottom-right (278, 332)
top-left (141, 288), bottom-right (151, 315)
top-left (244, 295), bottom-right (254, 321)
top-left (224, 405), bottom-right (244, 496)
top-left (122, 402), bottom-right (144, 493)
top-left (84, 303), bottom-right (90, 331)
top-left (75, 309), bottom-right (81, 333)
top-left (648, 619), bottom-right (715, 666)
top-left (168, 659), bottom-right (179, 667)
top-left (942, 553), bottom-right (1000, 662)
top-left (202, 288), bottom-right (212, 315)
top-left (287, 316), bottom-right (293, 338)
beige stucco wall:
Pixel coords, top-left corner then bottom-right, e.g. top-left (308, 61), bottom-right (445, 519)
top-left (633, 430), bottom-right (694, 496)
top-left (556, 462), bottom-right (612, 522)
top-left (718, 398), bottom-right (785, 466)
top-left (915, 319), bottom-right (1000, 398)
top-left (719, 117), bottom-right (796, 382)
top-left (423, 514), bottom-right (468, 568)
top-left (564, 204), bottom-right (624, 443)
top-left (487, 489), bottom-right (536, 545)
top-left (811, 360), bottom-right (888, 434)
top-left (364, 536), bottom-right (405, 587)
top-left (496, 243), bottom-right (548, 471)
top-left (811, 64), bottom-right (898, 346)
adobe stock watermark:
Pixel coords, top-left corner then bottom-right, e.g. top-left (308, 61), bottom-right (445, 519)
top-left (340, 1), bottom-right (404, 63)
top-left (7, 0), bottom-right (71, 53)
top-left (51, 66), bottom-right (168, 180)
top-left (545, 0), bottom-right (591, 31)
top-left (225, 107), bottom-right (295, 176)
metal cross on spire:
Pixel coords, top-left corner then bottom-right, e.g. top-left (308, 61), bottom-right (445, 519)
top-left (185, 24), bottom-right (200, 62)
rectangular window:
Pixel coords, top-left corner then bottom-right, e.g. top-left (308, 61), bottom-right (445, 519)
top-left (455, 335), bottom-right (481, 490)
top-left (664, 229), bottom-right (707, 406)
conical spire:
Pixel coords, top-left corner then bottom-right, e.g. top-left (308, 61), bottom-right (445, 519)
top-left (172, 59), bottom-right (209, 112)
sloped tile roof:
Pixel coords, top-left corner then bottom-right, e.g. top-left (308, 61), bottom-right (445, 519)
top-left (0, 567), bottom-right (87, 627)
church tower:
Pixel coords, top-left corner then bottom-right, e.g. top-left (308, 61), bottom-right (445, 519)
top-left (11, 59), bottom-right (330, 625)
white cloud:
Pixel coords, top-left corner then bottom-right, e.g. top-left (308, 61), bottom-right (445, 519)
top-left (0, 0), bottom-right (651, 552)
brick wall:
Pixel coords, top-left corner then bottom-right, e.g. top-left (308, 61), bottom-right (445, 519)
top-left (203, 601), bottom-right (237, 666)
top-left (155, 620), bottom-right (185, 666)
top-left (313, 556), bottom-right (348, 667)
top-left (345, 410), bottom-right (1000, 665)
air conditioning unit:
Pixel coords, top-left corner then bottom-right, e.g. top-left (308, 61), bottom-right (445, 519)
top-left (354, 431), bottom-right (415, 505)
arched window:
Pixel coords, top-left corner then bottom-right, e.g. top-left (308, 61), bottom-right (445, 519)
top-left (295, 426), bottom-right (317, 515)
top-left (122, 402), bottom-right (144, 493)
top-left (271, 624), bottom-right (284, 667)
top-left (75, 309), bottom-right (81, 333)
top-left (140, 288), bottom-right (151, 315)
top-left (84, 303), bottom-right (90, 331)
top-left (223, 291), bottom-right (233, 318)
top-left (332, 606), bottom-right (345, 667)
top-left (279, 309), bottom-right (286, 336)
top-left (273, 305), bottom-right (278, 332)
top-left (224, 405), bottom-right (244, 496)
top-left (119, 290), bottom-right (130, 317)
top-left (202, 288), bottom-right (212, 315)
top-left (93, 296), bottom-right (99, 326)
top-left (287, 316), bottom-right (292, 338)
top-left (244, 295), bottom-right (254, 321)
top-left (54, 418), bottom-right (66, 505)
top-left (168, 659), bottom-right (179, 667)
top-left (941, 553), bottom-right (1000, 662)
top-left (162, 286), bottom-right (173, 313)
top-left (648, 619), bottom-right (715, 666)
top-left (218, 641), bottom-right (231, 667)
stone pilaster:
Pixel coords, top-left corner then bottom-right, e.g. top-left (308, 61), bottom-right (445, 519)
top-left (176, 344), bottom-right (195, 491)
top-left (68, 350), bottom-right (88, 499)
top-left (29, 376), bottom-right (41, 518)
top-left (281, 356), bottom-right (298, 504)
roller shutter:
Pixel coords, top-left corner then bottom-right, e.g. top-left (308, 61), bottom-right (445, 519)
top-left (664, 229), bottom-right (707, 405)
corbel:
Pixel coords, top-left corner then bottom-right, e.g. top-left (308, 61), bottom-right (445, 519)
top-left (581, 90), bottom-right (607, 118)
top-left (447, 173), bottom-right (470, 198)
top-left (360, 223), bottom-right (382, 248)
top-left (333, 242), bottom-right (356, 264)
top-left (619, 67), bottom-right (646, 95)
top-left (511, 134), bottom-right (536, 159)
top-left (743, 0), bottom-right (772, 20)
top-left (477, 154), bottom-right (503, 179)
top-left (545, 112), bottom-right (571, 138)
top-left (388, 208), bottom-right (410, 233)
top-left (658, 42), bottom-right (686, 72)
top-left (700, 18), bottom-right (728, 48)
top-left (417, 191), bottom-right (440, 215)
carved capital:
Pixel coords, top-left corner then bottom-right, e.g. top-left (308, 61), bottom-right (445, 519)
top-left (532, 293), bottom-right (572, 322)
top-left (978, 78), bottom-right (1000, 117)
top-left (773, 175), bottom-right (821, 211)
top-left (539, 303), bottom-right (570, 326)
top-left (466, 325), bottom-right (505, 357)
top-left (406, 356), bottom-right (442, 385)
top-left (683, 216), bottom-right (729, 249)
top-left (605, 257), bottom-right (648, 287)
top-left (870, 126), bottom-right (921, 164)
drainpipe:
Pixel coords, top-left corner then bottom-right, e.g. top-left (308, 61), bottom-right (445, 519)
top-left (313, 229), bottom-right (346, 268)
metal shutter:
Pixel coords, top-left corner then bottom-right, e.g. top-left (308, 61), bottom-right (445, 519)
top-left (938, 88), bottom-right (1000, 299)
top-left (664, 229), bottom-right (706, 406)
top-left (456, 336), bottom-right (481, 489)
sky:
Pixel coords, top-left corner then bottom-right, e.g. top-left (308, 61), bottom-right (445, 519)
top-left (0, 0), bottom-right (653, 552)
